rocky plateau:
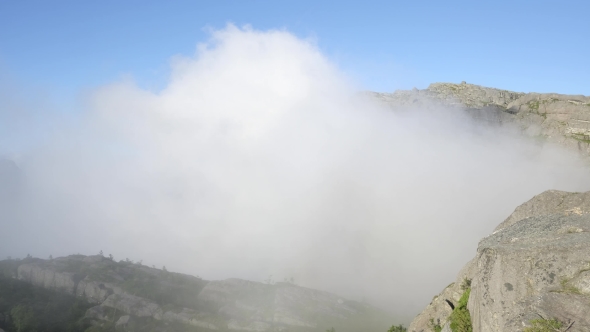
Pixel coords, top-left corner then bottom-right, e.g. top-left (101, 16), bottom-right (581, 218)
top-left (370, 82), bottom-right (590, 157)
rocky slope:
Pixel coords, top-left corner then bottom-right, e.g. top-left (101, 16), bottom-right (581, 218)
top-left (0, 255), bottom-right (393, 332)
top-left (370, 82), bottom-right (590, 156)
top-left (409, 190), bottom-right (590, 332)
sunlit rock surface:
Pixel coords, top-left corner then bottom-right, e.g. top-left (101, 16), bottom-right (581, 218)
top-left (410, 190), bottom-right (590, 332)
top-left (370, 82), bottom-right (590, 156)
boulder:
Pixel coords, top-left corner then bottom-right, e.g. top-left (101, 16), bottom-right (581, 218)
top-left (75, 277), bottom-right (118, 303)
top-left (410, 190), bottom-right (590, 332)
top-left (469, 212), bottom-right (590, 331)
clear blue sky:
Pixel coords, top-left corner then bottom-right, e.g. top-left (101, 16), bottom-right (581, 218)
top-left (1, 0), bottom-right (589, 108)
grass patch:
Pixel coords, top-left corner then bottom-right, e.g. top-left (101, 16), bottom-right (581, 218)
top-left (449, 288), bottom-right (472, 332)
top-left (388, 324), bottom-right (407, 332)
top-left (559, 279), bottom-right (582, 295)
top-left (572, 135), bottom-right (590, 144)
top-left (429, 318), bottom-right (442, 332)
top-left (523, 318), bottom-right (563, 332)
top-left (528, 100), bottom-right (540, 111)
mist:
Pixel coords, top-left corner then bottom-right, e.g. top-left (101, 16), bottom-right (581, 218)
top-left (2, 25), bottom-right (590, 320)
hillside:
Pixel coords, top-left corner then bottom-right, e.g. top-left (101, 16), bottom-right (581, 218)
top-left (0, 255), bottom-right (394, 332)
top-left (370, 82), bottom-right (590, 156)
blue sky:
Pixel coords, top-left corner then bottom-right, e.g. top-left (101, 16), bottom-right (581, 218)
top-left (0, 0), bottom-right (589, 109)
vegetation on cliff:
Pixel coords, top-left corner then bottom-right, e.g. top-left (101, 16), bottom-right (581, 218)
top-left (523, 318), bottom-right (563, 332)
top-left (448, 287), bottom-right (472, 332)
top-left (0, 275), bottom-right (92, 332)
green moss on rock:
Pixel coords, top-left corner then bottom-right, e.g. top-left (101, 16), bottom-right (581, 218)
top-left (449, 288), bottom-right (472, 332)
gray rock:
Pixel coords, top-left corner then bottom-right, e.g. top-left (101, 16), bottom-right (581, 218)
top-left (494, 189), bottom-right (590, 231)
top-left (371, 82), bottom-right (590, 157)
top-left (408, 258), bottom-right (477, 332)
top-left (76, 277), bottom-right (118, 303)
top-left (411, 190), bottom-right (590, 332)
top-left (102, 293), bottom-right (163, 319)
top-left (17, 263), bottom-right (79, 294)
top-left (84, 305), bottom-right (108, 321)
top-left (115, 315), bottom-right (132, 328)
top-left (470, 212), bottom-right (590, 332)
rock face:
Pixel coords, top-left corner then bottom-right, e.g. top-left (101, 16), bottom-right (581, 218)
top-left (7, 255), bottom-right (391, 332)
top-left (410, 190), bottom-right (590, 332)
top-left (407, 258), bottom-right (477, 332)
top-left (494, 190), bottom-right (590, 232)
top-left (370, 82), bottom-right (590, 156)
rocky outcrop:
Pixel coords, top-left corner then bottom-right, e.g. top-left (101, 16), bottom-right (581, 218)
top-left (9, 255), bottom-right (391, 332)
top-left (494, 190), bottom-right (590, 232)
top-left (17, 263), bottom-right (81, 294)
top-left (408, 258), bottom-right (477, 332)
top-left (410, 190), bottom-right (590, 332)
top-left (371, 82), bottom-right (590, 156)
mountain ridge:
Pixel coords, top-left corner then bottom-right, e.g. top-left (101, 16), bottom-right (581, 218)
top-left (0, 254), bottom-right (394, 332)
top-left (370, 82), bottom-right (590, 157)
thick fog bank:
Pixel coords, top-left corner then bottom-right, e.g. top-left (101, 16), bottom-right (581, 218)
top-left (2, 25), bottom-right (590, 319)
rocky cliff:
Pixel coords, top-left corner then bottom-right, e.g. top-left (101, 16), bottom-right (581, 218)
top-left (1, 255), bottom-right (393, 332)
top-left (370, 82), bottom-right (590, 156)
top-left (409, 190), bottom-right (590, 332)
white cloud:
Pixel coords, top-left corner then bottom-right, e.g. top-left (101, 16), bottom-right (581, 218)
top-left (3, 24), bottom-right (590, 320)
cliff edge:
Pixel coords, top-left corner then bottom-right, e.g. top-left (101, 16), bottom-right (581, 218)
top-left (409, 190), bottom-right (590, 332)
top-left (371, 82), bottom-right (590, 157)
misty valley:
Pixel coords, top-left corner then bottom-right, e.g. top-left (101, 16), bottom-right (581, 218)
top-left (2, 14), bottom-right (590, 332)
top-left (3, 80), bottom-right (590, 332)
